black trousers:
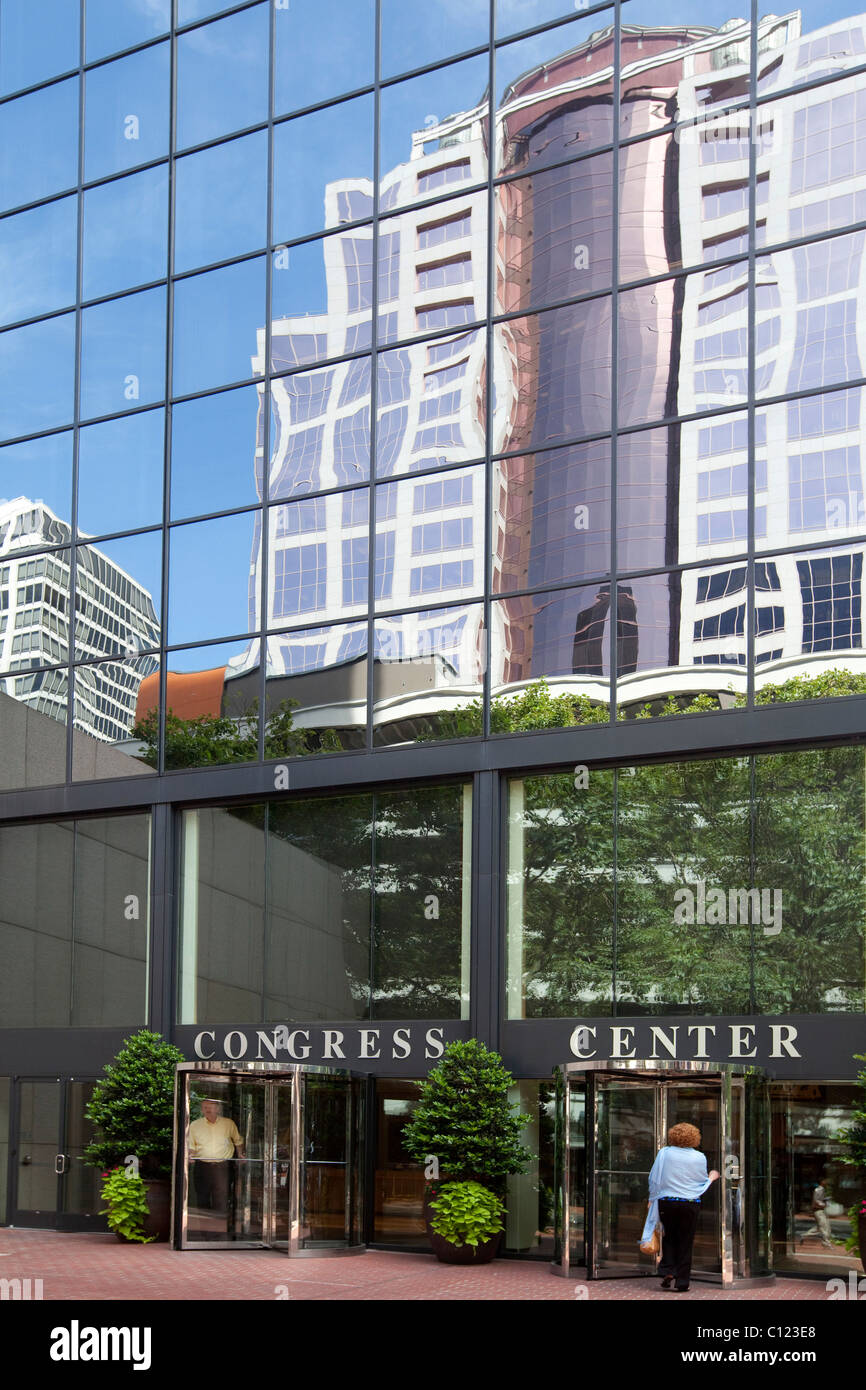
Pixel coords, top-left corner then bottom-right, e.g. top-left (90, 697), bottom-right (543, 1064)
top-left (658, 1199), bottom-right (700, 1287)
top-left (193, 1160), bottom-right (230, 1213)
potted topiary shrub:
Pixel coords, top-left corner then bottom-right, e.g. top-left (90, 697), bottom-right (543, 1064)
top-left (837, 1053), bottom-right (866, 1272)
top-left (402, 1038), bottom-right (531, 1264)
top-left (84, 1030), bottom-right (186, 1242)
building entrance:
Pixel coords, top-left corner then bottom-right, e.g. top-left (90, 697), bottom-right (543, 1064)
top-left (8, 1077), bottom-right (101, 1231)
top-left (556, 1061), bottom-right (773, 1286)
top-left (174, 1062), bottom-right (365, 1255)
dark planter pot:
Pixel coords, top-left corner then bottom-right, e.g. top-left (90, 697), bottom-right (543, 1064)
top-left (858, 1212), bottom-right (866, 1274)
top-left (142, 1177), bottom-right (171, 1242)
top-left (423, 1189), bottom-right (503, 1265)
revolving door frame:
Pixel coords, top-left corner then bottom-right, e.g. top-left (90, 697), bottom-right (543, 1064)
top-left (556, 1059), bottom-right (772, 1287)
top-left (172, 1061), bottom-right (367, 1256)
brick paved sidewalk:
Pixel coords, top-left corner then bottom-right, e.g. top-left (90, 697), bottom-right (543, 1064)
top-left (0, 1228), bottom-right (838, 1301)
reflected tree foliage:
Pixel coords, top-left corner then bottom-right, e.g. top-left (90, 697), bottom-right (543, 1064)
top-left (514, 741), bottom-right (865, 1018)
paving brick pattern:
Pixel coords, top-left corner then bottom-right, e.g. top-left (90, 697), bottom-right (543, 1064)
top-left (0, 1229), bottom-right (838, 1301)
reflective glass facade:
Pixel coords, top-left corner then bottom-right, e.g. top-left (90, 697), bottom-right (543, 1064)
top-left (0, 0), bottom-right (864, 1279)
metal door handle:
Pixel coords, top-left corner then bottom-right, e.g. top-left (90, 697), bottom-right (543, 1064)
top-left (54, 1153), bottom-right (68, 1175)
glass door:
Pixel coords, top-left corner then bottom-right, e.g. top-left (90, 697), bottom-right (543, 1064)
top-left (589, 1078), bottom-right (659, 1278)
top-left (13, 1080), bottom-right (62, 1228)
top-left (662, 1082), bottom-right (723, 1279)
top-left (181, 1073), bottom-right (267, 1247)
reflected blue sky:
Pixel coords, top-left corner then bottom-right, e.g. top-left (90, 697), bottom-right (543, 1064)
top-left (169, 512), bottom-right (259, 645)
top-left (0, 78), bottom-right (78, 212)
top-left (0, 431), bottom-right (72, 520)
top-left (171, 385), bottom-right (261, 520)
top-left (176, 4), bottom-right (269, 150)
top-left (85, 0), bottom-right (171, 63)
top-left (82, 168), bottom-right (169, 300)
top-left (0, 0), bottom-right (79, 95)
top-left (175, 131), bottom-right (268, 272)
top-left (78, 410), bottom-right (165, 537)
top-left (84, 45), bottom-right (171, 182)
top-left (274, 0), bottom-right (375, 115)
top-left (0, 196), bottom-right (77, 326)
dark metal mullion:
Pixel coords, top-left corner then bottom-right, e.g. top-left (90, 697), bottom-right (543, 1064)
top-left (65, 3), bottom-right (87, 786)
top-left (609, 0), bottom-right (621, 724)
top-left (366, 0), bottom-right (382, 753)
top-left (482, 0), bottom-right (495, 737)
top-left (157, 0), bottom-right (179, 777)
top-left (747, 1), bottom-right (758, 712)
top-left (257, 0), bottom-right (278, 763)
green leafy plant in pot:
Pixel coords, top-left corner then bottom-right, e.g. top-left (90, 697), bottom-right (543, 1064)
top-left (84, 1030), bottom-right (185, 1242)
top-left (402, 1038), bottom-right (531, 1264)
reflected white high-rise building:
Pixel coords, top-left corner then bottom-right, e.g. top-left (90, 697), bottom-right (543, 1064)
top-left (0, 498), bottom-right (159, 742)
top-left (677, 14), bottom-right (866, 688)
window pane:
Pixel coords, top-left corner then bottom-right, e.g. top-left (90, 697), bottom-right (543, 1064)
top-left (173, 257), bottom-right (265, 395)
top-left (0, 79), bottom-right (78, 212)
top-left (507, 771), bottom-right (614, 1017)
top-left (74, 532), bottom-right (162, 661)
top-left (84, 45), bottom-right (171, 180)
top-left (380, 0), bottom-right (489, 78)
top-left (163, 638), bottom-right (261, 771)
top-left (176, 5), bottom-right (269, 150)
top-left (376, 330), bottom-right (486, 480)
top-left (373, 602), bottom-right (485, 744)
top-left (0, 196), bottom-right (77, 326)
top-left (372, 784), bottom-right (470, 1017)
top-left (71, 814), bottom-right (152, 1025)
top-left (79, 287), bottom-right (167, 420)
top-left (174, 130), bottom-right (268, 273)
top-left (495, 158), bottom-right (614, 312)
top-left (491, 585), bottom-right (612, 718)
top-left (495, 15), bottom-right (615, 177)
top-left (0, 431), bottom-right (73, 525)
top-left (379, 55), bottom-right (489, 214)
top-left (616, 758), bottom-right (752, 1013)
top-left (754, 747), bottom-right (865, 1013)
top-left (0, 314), bottom-right (75, 440)
top-left (77, 410), bottom-right (165, 537)
top-left (494, 300), bottom-right (613, 453)
top-left (0, 0), bottom-right (79, 95)
top-left (493, 443), bottom-right (611, 592)
top-left (85, 0), bottom-right (171, 61)
top-left (272, 96), bottom-right (374, 245)
top-left (0, 822), bottom-right (74, 1023)
top-left (263, 622), bottom-right (367, 755)
top-left (171, 384), bottom-right (261, 520)
top-left (271, 233), bottom-right (372, 368)
top-left (82, 167), bottom-right (168, 300)
top-left (274, 0), bottom-right (375, 116)
top-left (72, 658), bottom-right (159, 781)
top-left (169, 511), bottom-right (260, 645)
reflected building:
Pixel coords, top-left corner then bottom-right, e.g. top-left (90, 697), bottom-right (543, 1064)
top-left (0, 497), bottom-right (159, 742)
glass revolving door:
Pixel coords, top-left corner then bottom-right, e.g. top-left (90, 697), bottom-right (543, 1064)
top-left (174, 1062), bottom-right (366, 1255)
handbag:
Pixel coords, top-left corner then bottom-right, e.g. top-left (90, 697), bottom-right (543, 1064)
top-left (639, 1147), bottom-right (666, 1256)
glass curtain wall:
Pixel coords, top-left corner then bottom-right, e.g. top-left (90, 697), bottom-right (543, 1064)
top-left (5, 2), bottom-right (866, 789)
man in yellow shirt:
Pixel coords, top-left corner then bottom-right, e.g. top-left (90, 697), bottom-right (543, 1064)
top-left (189, 1097), bottom-right (245, 1221)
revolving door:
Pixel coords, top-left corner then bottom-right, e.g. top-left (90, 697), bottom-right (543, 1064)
top-left (555, 1060), bottom-right (773, 1286)
top-left (173, 1062), bottom-right (365, 1254)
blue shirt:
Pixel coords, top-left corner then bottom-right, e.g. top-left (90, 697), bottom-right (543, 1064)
top-left (648, 1145), bottom-right (714, 1202)
top-left (640, 1146), bottom-right (713, 1247)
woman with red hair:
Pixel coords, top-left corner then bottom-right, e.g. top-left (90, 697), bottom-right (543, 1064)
top-left (643, 1122), bottom-right (719, 1291)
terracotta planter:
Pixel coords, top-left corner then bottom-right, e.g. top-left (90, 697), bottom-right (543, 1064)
top-left (423, 1189), bottom-right (503, 1265)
